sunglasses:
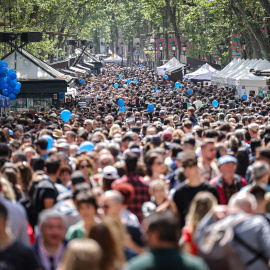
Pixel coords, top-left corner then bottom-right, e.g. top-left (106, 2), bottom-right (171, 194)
top-left (154, 162), bottom-right (163, 165)
top-left (80, 164), bottom-right (90, 169)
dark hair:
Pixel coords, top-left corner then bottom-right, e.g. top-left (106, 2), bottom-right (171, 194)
top-left (182, 151), bottom-right (197, 168)
top-left (250, 138), bottom-right (261, 154)
top-left (31, 157), bottom-right (45, 172)
top-left (125, 152), bottom-right (138, 173)
top-left (78, 130), bottom-right (88, 140)
top-left (144, 152), bottom-right (162, 177)
top-left (249, 184), bottom-right (265, 203)
top-left (74, 190), bottom-right (98, 210)
top-left (203, 129), bottom-right (219, 139)
top-left (258, 147), bottom-right (270, 162)
top-left (219, 123), bottom-right (232, 132)
top-left (171, 145), bottom-right (183, 158)
top-left (0, 143), bottom-right (9, 157)
top-left (35, 138), bottom-right (48, 151)
top-left (235, 147), bottom-right (249, 177)
top-left (0, 202), bottom-right (8, 223)
top-left (45, 156), bottom-right (60, 174)
top-left (146, 211), bottom-right (179, 244)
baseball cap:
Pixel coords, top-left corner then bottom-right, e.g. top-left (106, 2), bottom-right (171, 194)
top-left (103, 166), bottom-right (119, 180)
top-left (71, 170), bottom-right (86, 186)
top-left (162, 130), bottom-right (173, 141)
top-left (49, 113), bottom-right (57, 118)
top-left (248, 123), bottom-right (259, 133)
top-left (218, 155), bottom-right (237, 166)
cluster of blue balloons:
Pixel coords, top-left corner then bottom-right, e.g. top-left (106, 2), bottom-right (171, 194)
top-left (118, 99), bottom-right (126, 112)
top-left (0, 60), bottom-right (21, 101)
top-left (61, 109), bottom-right (71, 122)
top-left (175, 82), bottom-right (181, 88)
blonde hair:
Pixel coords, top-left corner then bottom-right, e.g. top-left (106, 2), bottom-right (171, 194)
top-left (0, 177), bottom-right (16, 202)
top-left (109, 124), bottom-right (121, 137)
top-left (173, 129), bottom-right (184, 140)
top-left (58, 238), bottom-right (102, 270)
top-left (185, 191), bottom-right (217, 234)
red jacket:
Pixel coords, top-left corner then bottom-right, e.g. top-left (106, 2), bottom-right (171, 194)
top-left (210, 174), bottom-right (247, 204)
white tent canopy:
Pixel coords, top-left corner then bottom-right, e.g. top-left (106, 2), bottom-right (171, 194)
top-left (103, 53), bottom-right (127, 63)
top-left (211, 59), bottom-right (270, 94)
top-left (185, 63), bottom-right (217, 81)
top-left (157, 57), bottom-right (181, 76)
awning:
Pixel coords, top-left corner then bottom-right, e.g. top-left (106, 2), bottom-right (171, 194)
top-left (69, 66), bottom-right (87, 75)
top-left (165, 63), bottom-right (186, 82)
top-left (76, 64), bottom-right (91, 71)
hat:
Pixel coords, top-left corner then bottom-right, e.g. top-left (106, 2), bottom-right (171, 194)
top-left (49, 113), bottom-right (57, 118)
top-left (161, 130), bottom-right (173, 141)
top-left (71, 170), bottom-right (86, 185)
top-left (218, 155), bottom-right (237, 166)
top-left (56, 142), bottom-right (70, 151)
top-left (102, 166), bottom-right (119, 180)
top-left (248, 123), bottom-right (259, 132)
top-left (52, 129), bottom-right (63, 138)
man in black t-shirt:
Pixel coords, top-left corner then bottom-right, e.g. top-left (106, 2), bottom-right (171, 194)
top-left (0, 202), bottom-right (41, 270)
top-left (173, 151), bottom-right (219, 228)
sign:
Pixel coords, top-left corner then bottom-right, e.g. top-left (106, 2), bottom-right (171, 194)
top-left (258, 89), bottom-right (264, 97)
top-left (136, 51), bottom-right (140, 56)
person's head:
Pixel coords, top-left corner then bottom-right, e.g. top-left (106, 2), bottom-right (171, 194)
top-left (200, 138), bottom-right (216, 162)
top-left (35, 138), bottom-right (48, 154)
top-left (249, 184), bottom-right (267, 214)
top-left (45, 156), bottom-right (60, 176)
top-left (144, 211), bottom-right (180, 249)
top-left (252, 161), bottom-right (269, 183)
top-left (145, 152), bottom-right (165, 177)
top-left (59, 165), bottom-right (72, 187)
top-left (181, 151), bottom-right (198, 179)
top-left (58, 239), bottom-right (102, 270)
top-left (100, 190), bottom-right (123, 217)
top-left (125, 152), bottom-right (138, 173)
top-left (17, 161), bottom-right (33, 191)
top-left (235, 147), bottom-right (249, 178)
top-left (39, 209), bottom-right (67, 247)
top-left (113, 183), bottom-right (135, 207)
top-left (228, 192), bottom-right (257, 214)
top-left (187, 107), bottom-right (195, 115)
top-left (89, 218), bottom-right (125, 270)
top-left (77, 130), bottom-right (88, 146)
top-left (248, 123), bottom-right (259, 138)
top-left (0, 143), bottom-right (10, 159)
top-left (185, 191), bottom-right (218, 234)
top-left (257, 147), bottom-right (270, 165)
top-left (74, 190), bottom-right (98, 222)
top-left (76, 155), bottom-right (93, 178)
top-left (149, 180), bottom-right (167, 204)
top-left (65, 131), bottom-right (77, 144)
top-left (83, 119), bottom-right (93, 133)
top-left (99, 153), bottom-right (114, 169)
top-left (102, 166), bottom-right (120, 191)
top-left (218, 155), bottom-right (237, 183)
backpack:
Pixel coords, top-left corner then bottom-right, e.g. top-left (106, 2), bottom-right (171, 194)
top-left (196, 213), bottom-right (249, 270)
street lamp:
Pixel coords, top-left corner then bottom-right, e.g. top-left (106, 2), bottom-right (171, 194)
top-left (182, 44), bottom-right (187, 56)
top-left (172, 44), bottom-right (176, 57)
top-left (159, 45), bottom-right (163, 63)
top-left (241, 39), bottom-right (246, 60)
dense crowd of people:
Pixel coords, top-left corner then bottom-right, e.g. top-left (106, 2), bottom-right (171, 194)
top-left (0, 63), bottom-right (270, 270)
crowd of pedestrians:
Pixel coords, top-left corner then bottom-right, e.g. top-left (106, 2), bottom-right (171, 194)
top-left (0, 62), bottom-right (270, 270)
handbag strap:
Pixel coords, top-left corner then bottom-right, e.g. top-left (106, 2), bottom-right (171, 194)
top-left (234, 233), bottom-right (269, 266)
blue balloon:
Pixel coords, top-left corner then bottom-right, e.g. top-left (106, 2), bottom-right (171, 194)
top-left (59, 93), bottom-right (65, 99)
top-left (148, 104), bottom-right (154, 112)
top-left (9, 129), bottom-right (13, 135)
top-left (41, 135), bottom-right (54, 151)
top-left (242, 94), bottom-right (247, 100)
top-left (140, 64), bottom-right (143, 68)
top-left (78, 141), bottom-right (95, 153)
top-left (187, 89), bottom-right (192, 94)
top-left (9, 81), bottom-right (16, 88)
top-left (175, 82), bottom-right (180, 88)
top-left (164, 75), bottom-right (168, 80)
top-left (114, 83), bottom-right (119, 89)
top-left (2, 61), bottom-right (8, 68)
top-left (212, 100), bottom-right (219, 107)
top-left (9, 73), bottom-right (16, 80)
top-left (80, 79), bottom-right (85, 84)
top-left (164, 68), bottom-right (166, 71)
top-left (0, 67), bottom-right (8, 76)
top-left (180, 84), bottom-right (183, 89)
top-left (61, 109), bottom-right (71, 122)
top-left (7, 69), bottom-right (15, 75)
top-left (119, 107), bottom-right (126, 112)
top-left (15, 82), bottom-right (21, 89)
top-left (118, 99), bottom-right (125, 107)
top-left (8, 93), bottom-right (15, 100)
top-left (3, 90), bottom-right (8, 96)
top-left (14, 88), bottom-right (20, 94)
top-left (119, 75), bottom-right (122, 79)
top-left (155, 87), bottom-right (158, 92)
top-left (8, 88), bottom-right (14, 94)
top-left (127, 79), bottom-right (131, 84)
top-left (133, 79), bottom-right (137, 84)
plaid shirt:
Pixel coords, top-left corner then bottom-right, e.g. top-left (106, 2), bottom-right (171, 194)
top-left (222, 177), bottom-right (239, 204)
top-left (112, 172), bottom-right (150, 222)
